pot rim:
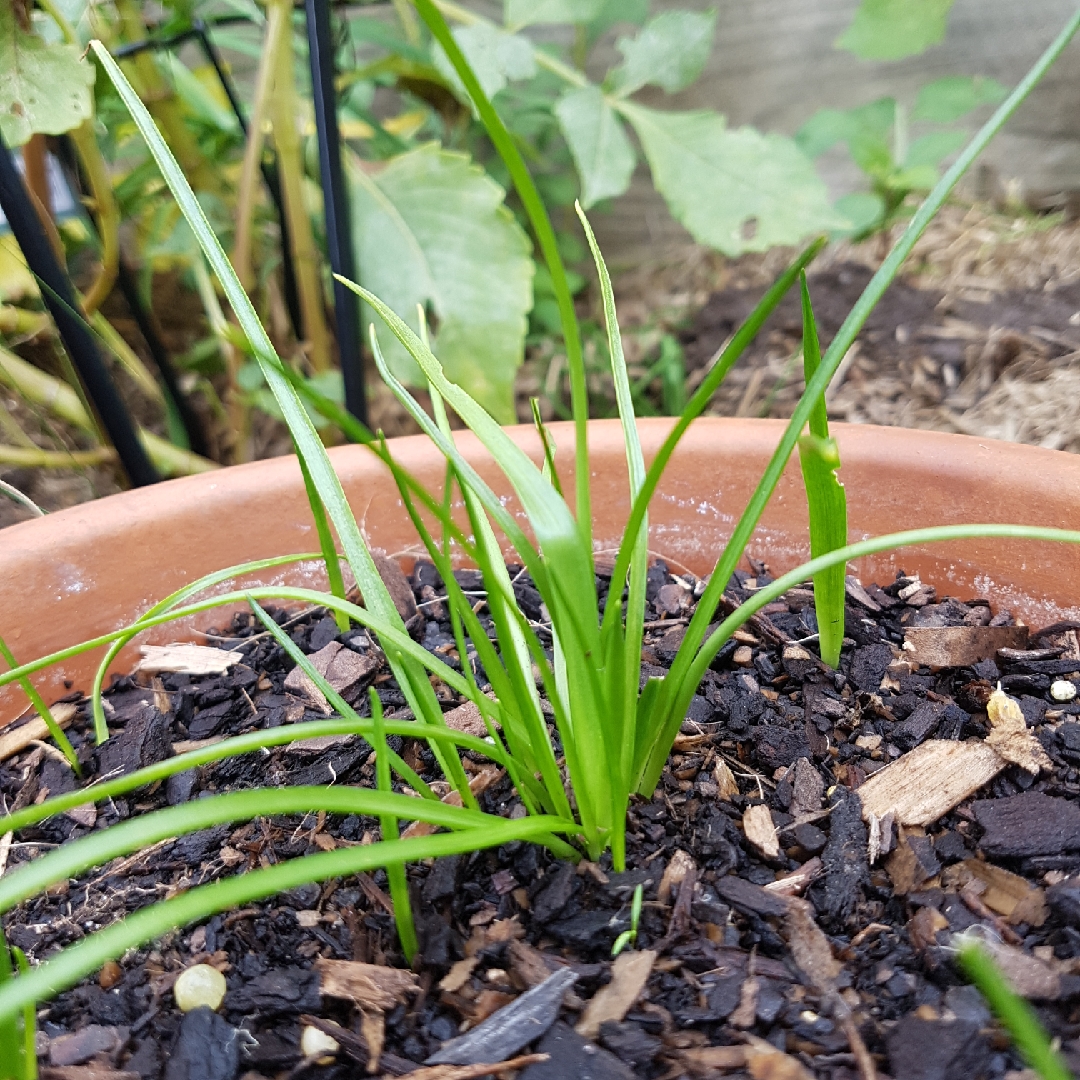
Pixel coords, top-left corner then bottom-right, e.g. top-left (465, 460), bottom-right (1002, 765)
top-left (2, 417), bottom-right (1078, 724)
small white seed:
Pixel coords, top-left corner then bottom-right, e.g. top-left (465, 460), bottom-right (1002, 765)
top-left (173, 963), bottom-right (227, 1013)
top-left (1051, 680), bottom-right (1078, 703)
top-left (301, 1025), bottom-right (340, 1060)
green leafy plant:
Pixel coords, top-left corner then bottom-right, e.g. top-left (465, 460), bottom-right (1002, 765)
top-left (0, 5), bottom-right (1079, 1034)
top-left (797, 75), bottom-right (1008, 237)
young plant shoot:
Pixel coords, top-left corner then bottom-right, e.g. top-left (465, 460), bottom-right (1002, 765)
top-left (0, 7), bottom-right (1078, 1031)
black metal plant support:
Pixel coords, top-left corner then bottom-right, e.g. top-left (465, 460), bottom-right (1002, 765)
top-left (0, 134), bottom-right (159, 487)
top-left (305, 0), bottom-right (368, 425)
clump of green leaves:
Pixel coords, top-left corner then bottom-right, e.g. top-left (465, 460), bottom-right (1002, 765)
top-left (0, 4), bottom-right (1079, 1037)
top-left (797, 75), bottom-right (1008, 237)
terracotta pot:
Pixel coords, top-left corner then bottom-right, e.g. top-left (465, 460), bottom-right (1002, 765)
top-left (2, 418), bottom-right (1078, 725)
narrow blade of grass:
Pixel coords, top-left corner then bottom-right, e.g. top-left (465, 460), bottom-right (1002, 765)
top-left (797, 274), bottom-right (846, 668)
top-left (411, 0), bottom-right (590, 545)
top-left (90, 42), bottom-right (457, 807)
top-left (577, 203), bottom-right (648, 870)
top-left (297, 454), bottom-right (349, 634)
top-left (957, 938), bottom-right (1072, 1080)
top-left (0, 815), bottom-right (580, 1026)
top-left (371, 688), bottom-right (419, 961)
top-left (246, 599), bottom-right (433, 799)
top-left (0, 635), bottom-right (80, 775)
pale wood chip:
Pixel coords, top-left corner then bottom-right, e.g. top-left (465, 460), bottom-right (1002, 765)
top-left (944, 859), bottom-right (1048, 927)
top-left (0, 702), bottom-right (77, 762)
top-left (730, 975), bottom-right (759, 1028)
top-left (441, 694), bottom-right (498, 737)
top-left (439, 957), bottom-right (479, 993)
top-left (679, 1045), bottom-right (748, 1073)
top-left (743, 804), bottom-right (779, 860)
top-left (903, 625), bottom-right (1028, 668)
top-left (315, 959), bottom-right (419, 1011)
top-left (783, 896), bottom-right (841, 990)
top-left (763, 857), bottom-right (823, 896)
top-left (136, 643), bottom-right (244, 675)
top-left (575, 950), bottom-right (657, 1039)
top-left (986, 685), bottom-right (1053, 775)
top-left (283, 641), bottom-right (380, 714)
top-left (658, 849), bottom-right (696, 905)
top-left (713, 759), bottom-right (739, 799)
top-left (969, 935), bottom-right (1063, 1000)
top-left (360, 1009), bottom-right (385, 1073)
top-left (856, 739), bottom-right (1007, 827)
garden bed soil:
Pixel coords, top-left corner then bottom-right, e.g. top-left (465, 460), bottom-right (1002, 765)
top-left (4, 554), bottom-right (1080, 1079)
top-left (616, 203), bottom-right (1080, 453)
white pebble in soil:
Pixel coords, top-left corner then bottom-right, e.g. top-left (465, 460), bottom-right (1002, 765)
top-left (173, 963), bottom-right (227, 1013)
top-left (301, 1025), bottom-right (341, 1060)
top-left (1051, 679), bottom-right (1078, 703)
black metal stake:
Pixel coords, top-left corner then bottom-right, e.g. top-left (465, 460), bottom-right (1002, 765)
top-left (0, 135), bottom-right (158, 486)
top-left (305, 0), bottom-right (368, 426)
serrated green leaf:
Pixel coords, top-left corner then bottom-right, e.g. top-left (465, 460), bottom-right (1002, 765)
top-left (905, 129), bottom-right (967, 168)
top-left (837, 0), bottom-right (956, 61)
top-left (913, 76), bottom-right (1009, 123)
top-left (347, 144), bottom-right (533, 422)
top-left (504, 0), bottom-right (605, 29)
top-left (623, 104), bottom-right (845, 256)
top-left (433, 23), bottom-right (536, 104)
top-left (554, 86), bottom-right (635, 208)
top-left (611, 10), bottom-right (716, 96)
top-left (0, 4), bottom-right (94, 146)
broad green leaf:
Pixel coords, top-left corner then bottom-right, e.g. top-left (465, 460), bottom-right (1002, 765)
top-left (554, 86), bottom-right (635, 208)
top-left (611, 10), bottom-right (716, 96)
top-left (905, 129), bottom-right (967, 169)
top-left (887, 164), bottom-right (939, 192)
top-left (797, 276), bottom-right (846, 669)
top-left (347, 145), bottom-right (533, 423)
top-left (914, 76), bottom-right (1009, 123)
top-left (504, 0), bottom-right (605, 29)
top-left (0, 4), bottom-right (94, 146)
top-left (837, 0), bottom-right (955, 61)
top-left (796, 99), bottom-right (894, 159)
top-left (623, 104), bottom-right (845, 255)
top-left (834, 191), bottom-right (885, 235)
top-left (433, 23), bottom-right (536, 104)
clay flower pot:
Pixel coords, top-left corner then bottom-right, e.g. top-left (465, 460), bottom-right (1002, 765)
top-left (2, 418), bottom-right (1078, 724)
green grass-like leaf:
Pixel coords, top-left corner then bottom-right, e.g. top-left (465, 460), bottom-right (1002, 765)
top-left (796, 273), bottom-right (847, 668)
top-left (957, 938), bottom-right (1072, 1080)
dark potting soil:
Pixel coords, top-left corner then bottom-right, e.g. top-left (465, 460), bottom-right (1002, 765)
top-left (4, 558), bottom-right (1080, 1080)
